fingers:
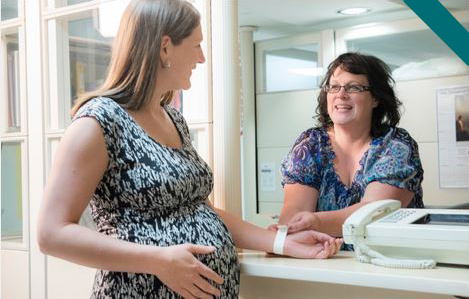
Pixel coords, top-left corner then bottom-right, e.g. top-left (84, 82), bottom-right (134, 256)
top-left (187, 244), bottom-right (216, 255)
top-left (171, 244), bottom-right (223, 298)
top-left (180, 289), bottom-right (197, 299)
top-left (186, 244), bottom-right (223, 285)
top-left (179, 261), bottom-right (222, 298)
top-left (334, 238), bottom-right (343, 255)
top-left (315, 241), bottom-right (331, 259)
top-left (267, 223), bottom-right (278, 231)
top-left (327, 240), bottom-right (337, 257)
top-left (184, 285), bottom-right (215, 299)
top-left (287, 220), bottom-right (309, 233)
top-left (198, 262), bottom-right (224, 285)
top-left (287, 212), bottom-right (316, 233)
top-left (307, 230), bottom-right (334, 243)
top-left (194, 276), bottom-right (221, 297)
top-left (323, 239), bottom-right (342, 258)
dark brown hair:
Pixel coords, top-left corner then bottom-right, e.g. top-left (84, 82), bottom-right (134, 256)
top-left (316, 52), bottom-right (402, 137)
top-left (71, 0), bottom-right (200, 116)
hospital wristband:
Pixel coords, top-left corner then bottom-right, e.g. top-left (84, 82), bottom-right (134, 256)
top-left (272, 225), bottom-right (288, 255)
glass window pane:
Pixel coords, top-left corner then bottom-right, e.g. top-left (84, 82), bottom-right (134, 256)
top-left (188, 125), bottom-right (211, 165)
top-left (1, 0), bottom-right (18, 21)
top-left (48, 2), bottom-right (129, 129)
top-left (1, 142), bottom-right (23, 245)
top-left (47, 11), bottom-right (114, 128)
top-left (346, 27), bottom-right (469, 81)
top-left (52, 0), bottom-right (92, 9)
top-left (265, 44), bottom-right (320, 92)
top-left (4, 31), bottom-right (21, 133)
top-left (68, 16), bottom-right (112, 102)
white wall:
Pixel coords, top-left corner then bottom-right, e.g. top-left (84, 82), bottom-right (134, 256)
top-left (1, 250), bottom-right (29, 299)
top-left (47, 257), bottom-right (95, 299)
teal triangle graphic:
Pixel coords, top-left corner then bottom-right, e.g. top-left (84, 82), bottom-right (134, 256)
top-left (404, 0), bottom-right (469, 65)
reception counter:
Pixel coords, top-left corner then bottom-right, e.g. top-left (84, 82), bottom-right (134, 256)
top-left (238, 251), bottom-right (469, 299)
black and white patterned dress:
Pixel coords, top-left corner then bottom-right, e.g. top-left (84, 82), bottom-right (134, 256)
top-left (74, 97), bottom-right (240, 298)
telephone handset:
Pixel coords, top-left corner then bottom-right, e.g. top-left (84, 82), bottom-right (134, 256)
top-left (343, 199), bottom-right (437, 269)
top-left (342, 199), bottom-right (401, 242)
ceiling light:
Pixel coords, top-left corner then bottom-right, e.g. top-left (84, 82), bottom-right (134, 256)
top-left (337, 7), bottom-right (370, 15)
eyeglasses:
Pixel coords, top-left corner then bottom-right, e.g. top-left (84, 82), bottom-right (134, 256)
top-left (322, 84), bottom-right (370, 93)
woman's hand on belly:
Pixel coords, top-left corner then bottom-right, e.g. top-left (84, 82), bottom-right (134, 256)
top-left (283, 230), bottom-right (343, 259)
top-left (151, 244), bottom-right (224, 298)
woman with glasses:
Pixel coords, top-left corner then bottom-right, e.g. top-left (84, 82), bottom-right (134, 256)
top-left (271, 53), bottom-right (424, 248)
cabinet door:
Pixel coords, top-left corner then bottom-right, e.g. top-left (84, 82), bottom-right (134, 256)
top-left (255, 32), bottom-right (325, 94)
top-left (336, 11), bottom-right (468, 81)
top-left (244, 31), bottom-right (332, 225)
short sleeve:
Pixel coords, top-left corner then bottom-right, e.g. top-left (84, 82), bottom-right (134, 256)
top-left (72, 97), bottom-right (121, 167)
top-left (281, 128), bottom-right (322, 189)
top-left (363, 128), bottom-right (423, 192)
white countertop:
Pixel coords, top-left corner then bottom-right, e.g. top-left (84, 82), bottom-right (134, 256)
top-left (238, 251), bottom-right (469, 297)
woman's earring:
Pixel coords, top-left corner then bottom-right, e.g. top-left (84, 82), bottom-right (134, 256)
top-left (162, 61), bottom-right (171, 68)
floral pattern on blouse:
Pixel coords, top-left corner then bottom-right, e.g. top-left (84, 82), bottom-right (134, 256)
top-left (281, 126), bottom-right (424, 216)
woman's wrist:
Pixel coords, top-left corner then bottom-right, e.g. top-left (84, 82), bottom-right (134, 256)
top-left (139, 245), bottom-right (164, 276)
top-left (272, 225), bottom-right (288, 254)
top-left (308, 212), bottom-right (321, 231)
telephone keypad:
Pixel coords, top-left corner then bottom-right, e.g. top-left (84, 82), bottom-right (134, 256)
top-left (379, 210), bottom-right (416, 223)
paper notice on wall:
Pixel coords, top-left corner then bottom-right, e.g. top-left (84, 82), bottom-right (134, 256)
top-left (260, 162), bottom-right (276, 192)
top-left (437, 86), bottom-right (469, 188)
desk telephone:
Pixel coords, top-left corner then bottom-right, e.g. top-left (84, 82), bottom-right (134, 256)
top-left (343, 199), bottom-right (469, 268)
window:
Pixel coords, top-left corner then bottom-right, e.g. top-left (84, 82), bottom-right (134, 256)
top-left (1, 0), bottom-right (18, 21)
top-left (1, 142), bottom-right (25, 246)
top-left (46, 10), bottom-right (113, 130)
top-left (347, 27), bottom-right (468, 81)
top-left (255, 33), bottom-right (323, 93)
top-left (3, 30), bottom-right (20, 133)
top-left (265, 45), bottom-right (321, 92)
top-left (336, 11), bottom-right (469, 81)
top-left (48, 0), bottom-right (93, 9)
top-left (1, 5), bottom-right (28, 249)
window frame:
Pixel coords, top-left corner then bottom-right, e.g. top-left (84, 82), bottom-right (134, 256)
top-left (254, 31), bottom-right (327, 94)
top-left (1, 0), bottom-right (29, 250)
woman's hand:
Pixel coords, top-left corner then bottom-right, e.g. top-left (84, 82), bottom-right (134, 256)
top-left (283, 230), bottom-right (342, 259)
top-left (268, 211), bottom-right (319, 232)
top-left (267, 223), bottom-right (279, 231)
top-left (154, 244), bottom-right (224, 299)
top-left (287, 211), bottom-right (320, 233)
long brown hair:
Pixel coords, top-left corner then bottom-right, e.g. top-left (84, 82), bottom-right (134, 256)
top-left (71, 0), bottom-right (200, 116)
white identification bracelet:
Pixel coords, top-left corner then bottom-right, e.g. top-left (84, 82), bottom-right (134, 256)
top-left (273, 225), bottom-right (288, 255)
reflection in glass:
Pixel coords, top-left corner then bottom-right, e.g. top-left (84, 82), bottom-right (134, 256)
top-left (48, 4), bottom-right (129, 128)
top-left (1, 0), bottom-right (18, 21)
top-left (53, 0), bottom-right (92, 8)
top-left (68, 17), bottom-right (112, 104)
top-left (265, 44), bottom-right (320, 92)
top-left (5, 32), bottom-right (21, 133)
top-left (189, 128), bottom-right (199, 152)
top-left (346, 27), bottom-right (469, 81)
top-left (1, 142), bottom-right (23, 244)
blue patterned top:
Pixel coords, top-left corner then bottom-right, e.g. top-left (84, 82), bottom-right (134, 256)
top-left (281, 127), bottom-right (424, 213)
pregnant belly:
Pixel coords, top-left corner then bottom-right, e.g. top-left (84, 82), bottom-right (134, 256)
top-left (113, 203), bottom-right (240, 291)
